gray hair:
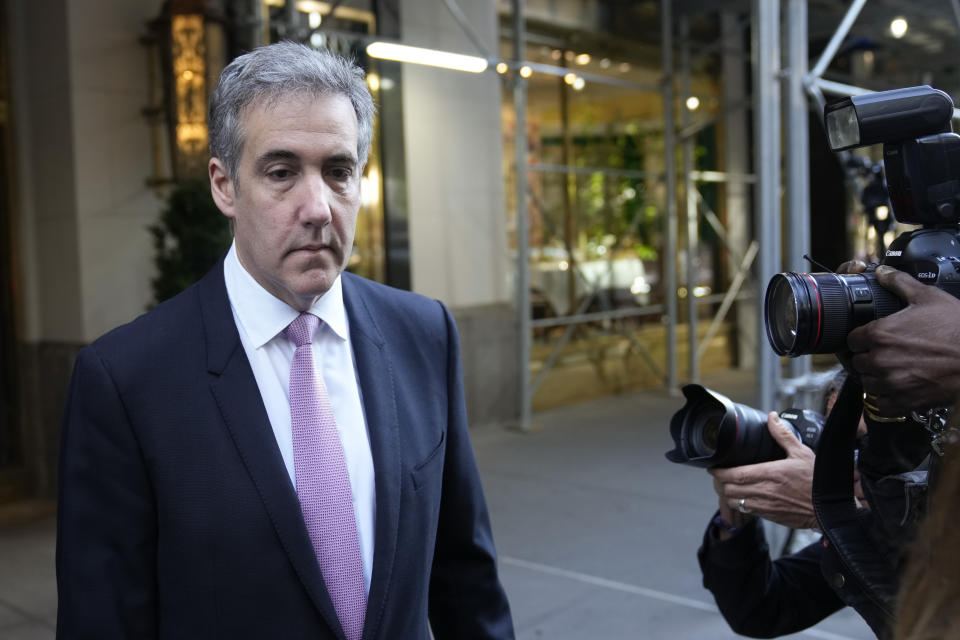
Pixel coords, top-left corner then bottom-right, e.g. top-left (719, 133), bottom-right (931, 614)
top-left (820, 366), bottom-right (848, 415)
top-left (209, 41), bottom-right (375, 182)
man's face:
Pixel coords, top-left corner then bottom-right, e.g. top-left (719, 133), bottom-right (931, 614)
top-left (209, 92), bottom-right (362, 311)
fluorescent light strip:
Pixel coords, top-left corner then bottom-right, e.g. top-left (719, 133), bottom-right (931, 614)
top-left (366, 42), bottom-right (488, 73)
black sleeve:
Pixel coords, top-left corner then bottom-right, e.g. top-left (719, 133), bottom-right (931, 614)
top-left (697, 514), bottom-right (844, 638)
top-left (56, 347), bottom-right (158, 638)
top-left (427, 302), bottom-right (515, 639)
top-left (857, 419), bottom-right (931, 555)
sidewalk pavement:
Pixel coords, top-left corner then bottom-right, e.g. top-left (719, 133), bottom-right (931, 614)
top-left (0, 501), bottom-right (56, 639)
top-left (0, 369), bottom-right (872, 639)
top-left (476, 369), bottom-right (871, 639)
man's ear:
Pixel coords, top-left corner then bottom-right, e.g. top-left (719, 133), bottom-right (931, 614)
top-left (209, 158), bottom-right (236, 219)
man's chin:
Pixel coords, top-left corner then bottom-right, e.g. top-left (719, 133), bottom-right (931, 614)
top-left (292, 267), bottom-right (341, 298)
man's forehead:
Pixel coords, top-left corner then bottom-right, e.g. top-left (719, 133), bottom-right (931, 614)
top-left (239, 91), bottom-right (359, 159)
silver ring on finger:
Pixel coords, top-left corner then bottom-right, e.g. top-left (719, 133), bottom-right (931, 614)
top-left (738, 497), bottom-right (750, 514)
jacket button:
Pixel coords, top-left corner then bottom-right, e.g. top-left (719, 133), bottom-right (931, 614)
top-left (831, 573), bottom-right (845, 589)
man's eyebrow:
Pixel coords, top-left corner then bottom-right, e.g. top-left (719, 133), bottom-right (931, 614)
top-left (326, 152), bottom-right (358, 167)
top-left (254, 149), bottom-right (299, 170)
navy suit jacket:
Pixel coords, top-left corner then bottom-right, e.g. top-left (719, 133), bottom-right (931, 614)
top-left (56, 262), bottom-right (514, 639)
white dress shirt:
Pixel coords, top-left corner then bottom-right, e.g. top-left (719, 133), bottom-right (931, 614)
top-left (223, 242), bottom-right (376, 593)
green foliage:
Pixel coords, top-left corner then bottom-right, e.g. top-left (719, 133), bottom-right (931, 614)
top-left (574, 131), bottom-right (657, 260)
top-left (150, 179), bottom-right (232, 305)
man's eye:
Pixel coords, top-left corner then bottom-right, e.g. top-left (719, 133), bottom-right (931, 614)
top-left (268, 168), bottom-right (293, 180)
top-left (328, 167), bottom-right (353, 180)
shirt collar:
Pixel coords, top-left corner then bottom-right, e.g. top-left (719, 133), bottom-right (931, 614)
top-left (223, 242), bottom-right (348, 348)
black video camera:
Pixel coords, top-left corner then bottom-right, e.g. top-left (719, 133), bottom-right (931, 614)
top-left (665, 384), bottom-right (823, 468)
top-left (765, 85), bottom-right (960, 356)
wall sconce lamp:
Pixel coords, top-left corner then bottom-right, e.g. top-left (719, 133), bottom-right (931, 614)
top-left (144, 0), bottom-right (225, 185)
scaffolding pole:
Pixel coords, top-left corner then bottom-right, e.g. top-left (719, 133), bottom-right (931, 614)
top-left (662, 0), bottom-right (679, 393)
top-left (512, 0), bottom-right (531, 429)
top-left (754, 0), bottom-right (781, 411)
top-left (786, 0), bottom-right (811, 385)
top-left (680, 16), bottom-right (699, 383)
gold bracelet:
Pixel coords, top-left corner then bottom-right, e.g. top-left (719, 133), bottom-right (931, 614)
top-left (863, 393), bottom-right (907, 422)
top-left (862, 394), bottom-right (907, 422)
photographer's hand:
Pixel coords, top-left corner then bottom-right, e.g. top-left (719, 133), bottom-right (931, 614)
top-left (709, 412), bottom-right (817, 530)
top-left (836, 259), bottom-right (867, 275)
top-left (847, 265), bottom-right (960, 413)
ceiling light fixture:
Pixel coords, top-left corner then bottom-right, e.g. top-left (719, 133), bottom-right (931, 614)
top-left (890, 17), bottom-right (908, 38)
top-left (366, 42), bottom-right (488, 73)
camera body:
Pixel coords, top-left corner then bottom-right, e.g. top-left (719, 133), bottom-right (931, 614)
top-left (765, 86), bottom-right (960, 356)
top-left (883, 227), bottom-right (960, 293)
top-left (665, 384), bottom-right (823, 468)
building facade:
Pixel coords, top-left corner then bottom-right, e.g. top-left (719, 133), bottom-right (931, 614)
top-left (1, 0), bottom-right (515, 499)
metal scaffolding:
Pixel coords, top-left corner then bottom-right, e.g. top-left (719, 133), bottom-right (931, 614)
top-left (512, 0), bottom-right (532, 430)
top-left (512, 0), bottom-right (955, 418)
top-left (659, 0), bottom-right (772, 405)
top-left (659, 0), bottom-right (906, 411)
top-left (753, 0), bottom-right (783, 411)
top-left (514, 0), bottom-right (771, 419)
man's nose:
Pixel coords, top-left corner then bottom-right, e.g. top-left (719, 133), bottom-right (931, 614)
top-left (299, 174), bottom-right (333, 226)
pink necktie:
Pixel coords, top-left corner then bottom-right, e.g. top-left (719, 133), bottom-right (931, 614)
top-left (285, 313), bottom-right (366, 640)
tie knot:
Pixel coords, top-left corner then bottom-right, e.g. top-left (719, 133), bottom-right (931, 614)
top-left (285, 313), bottom-right (320, 347)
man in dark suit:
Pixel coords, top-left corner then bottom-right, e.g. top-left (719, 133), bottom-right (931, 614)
top-left (56, 41), bottom-right (514, 639)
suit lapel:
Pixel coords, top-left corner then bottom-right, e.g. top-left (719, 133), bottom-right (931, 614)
top-left (198, 262), bottom-right (346, 640)
top-left (342, 275), bottom-right (402, 640)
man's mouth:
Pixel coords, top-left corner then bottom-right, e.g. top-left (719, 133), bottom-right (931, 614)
top-left (293, 243), bottom-right (330, 253)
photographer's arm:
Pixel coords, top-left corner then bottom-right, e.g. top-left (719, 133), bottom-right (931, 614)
top-left (698, 520), bottom-right (844, 638)
top-left (699, 414), bottom-right (848, 637)
top-left (709, 413), bottom-right (817, 530)
top-left (847, 265), bottom-right (960, 414)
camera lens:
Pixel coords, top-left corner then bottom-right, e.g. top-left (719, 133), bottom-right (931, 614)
top-left (767, 276), bottom-right (800, 352)
top-left (695, 413), bottom-right (721, 456)
top-left (666, 385), bottom-right (808, 468)
top-left (764, 271), bottom-right (902, 356)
